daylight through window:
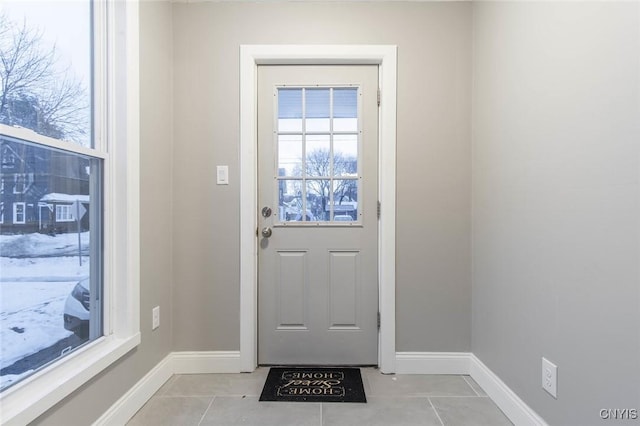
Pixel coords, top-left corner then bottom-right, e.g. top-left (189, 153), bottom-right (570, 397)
top-left (276, 87), bottom-right (361, 224)
top-left (0, 1), bottom-right (102, 392)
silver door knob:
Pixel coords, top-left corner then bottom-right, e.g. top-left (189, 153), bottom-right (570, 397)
top-left (261, 227), bottom-right (272, 238)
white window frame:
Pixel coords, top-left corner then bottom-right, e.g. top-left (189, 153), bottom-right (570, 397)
top-left (13, 173), bottom-right (27, 194)
top-left (55, 204), bottom-right (74, 222)
top-left (0, 1), bottom-right (140, 425)
top-left (12, 202), bottom-right (26, 224)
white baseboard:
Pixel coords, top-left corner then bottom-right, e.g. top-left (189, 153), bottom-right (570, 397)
top-left (93, 351), bottom-right (241, 425)
top-left (469, 354), bottom-right (548, 426)
top-left (395, 352), bottom-right (548, 426)
top-left (95, 350), bottom-right (547, 426)
top-left (395, 352), bottom-right (471, 374)
top-left (93, 354), bottom-right (173, 426)
top-left (172, 351), bottom-right (241, 374)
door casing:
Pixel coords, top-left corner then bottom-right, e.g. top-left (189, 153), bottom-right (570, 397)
top-left (240, 45), bottom-right (397, 373)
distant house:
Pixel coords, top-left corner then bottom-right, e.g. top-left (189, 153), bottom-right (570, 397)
top-left (38, 193), bottom-right (90, 234)
top-left (0, 130), bottom-right (90, 235)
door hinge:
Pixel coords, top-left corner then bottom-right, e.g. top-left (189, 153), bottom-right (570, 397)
top-left (377, 88), bottom-right (381, 107)
top-left (377, 201), bottom-right (381, 219)
top-left (377, 312), bottom-right (381, 329)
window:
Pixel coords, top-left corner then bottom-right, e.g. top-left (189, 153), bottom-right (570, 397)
top-left (0, 202), bottom-right (4, 224)
top-left (13, 175), bottom-right (24, 194)
top-left (0, 0), bottom-right (100, 393)
top-left (276, 87), bottom-right (361, 223)
top-left (12, 202), bottom-right (26, 224)
top-left (56, 204), bottom-right (75, 222)
top-left (0, 1), bottom-right (140, 423)
top-left (1, 146), bottom-right (16, 168)
top-left (12, 173), bottom-right (32, 194)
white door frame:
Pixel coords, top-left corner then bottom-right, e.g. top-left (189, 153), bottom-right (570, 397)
top-left (240, 45), bottom-right (397, 373)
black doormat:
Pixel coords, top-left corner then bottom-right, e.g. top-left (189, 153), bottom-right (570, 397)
top-left (259, 367), bottom-right (366, 403)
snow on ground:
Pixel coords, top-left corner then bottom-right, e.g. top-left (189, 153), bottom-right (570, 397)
top-left (1, 256), bottom-right (89, 282)
top-left (0, 232), bottom-right (91, 389)
top-left (0, 231), bottom-right (89, 258)
top-left (1, 280), bottom-right (77, 367)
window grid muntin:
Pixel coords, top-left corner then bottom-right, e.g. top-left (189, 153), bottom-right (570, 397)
top-left (275, 85), bottom-right (361, 225)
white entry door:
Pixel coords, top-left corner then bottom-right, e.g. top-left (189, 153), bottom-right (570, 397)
top-left (257, 65), bottom-right (379, 365)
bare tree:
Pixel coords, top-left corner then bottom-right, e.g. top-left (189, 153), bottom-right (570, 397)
top-left (299, 149), bottom-right (358, 220)
top-left (0, 12), bottom-right (89, 143)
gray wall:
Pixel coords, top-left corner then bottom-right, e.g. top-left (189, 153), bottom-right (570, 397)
top-left (32, 2), bottom-right (472, 423)
top-left (472, 2), bottom-right (640, 425)
top-left (171, 1), bottom-right (472, 353)
top-left (33, 1), bottom-right (640, 424)
top-left (32, 2), bottom-right (174, 424)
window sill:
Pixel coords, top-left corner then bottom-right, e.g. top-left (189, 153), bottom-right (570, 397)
top-left (0, 332), bottom-right (141, 426)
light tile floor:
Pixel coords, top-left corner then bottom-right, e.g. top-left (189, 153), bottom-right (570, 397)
top-left (127, 368), bottom-right (513, 426)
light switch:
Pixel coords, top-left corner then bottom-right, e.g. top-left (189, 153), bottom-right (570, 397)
top-left (217, 165), bottom-right (229, 185)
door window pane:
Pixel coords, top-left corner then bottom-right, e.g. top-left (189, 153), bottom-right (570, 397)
top-left (333, 180), bottom-right (358, 220)
top-left (306, 135), bottom-right (330, 177)
top-left (275, 86), bottom-right (361, 224)
top-left (333, 134), bottom-right (358, 177)
top-left (305, 89), bottom-right (330, 132)
top-left (333, 88), bottom-right (358, 132)
top-left (278, 179), bottom-right (304, 222)
top-left (307, 180), bottom-right (330, 222)
top-left (278, 89), bottom-right (302, 132)
top-left (278, 135), bottom-right (302, 177)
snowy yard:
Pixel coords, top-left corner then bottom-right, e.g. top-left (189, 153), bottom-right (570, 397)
top-left (0, 232), bottom-right (90, 390)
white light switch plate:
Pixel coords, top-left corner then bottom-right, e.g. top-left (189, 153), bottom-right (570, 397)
top-left (216, 165), bottom-right (229, 185)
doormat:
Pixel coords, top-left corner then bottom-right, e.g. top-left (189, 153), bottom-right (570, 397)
top-left (259, 367), bottom-right (366, 403)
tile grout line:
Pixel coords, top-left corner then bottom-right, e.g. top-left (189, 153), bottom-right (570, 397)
top-left (156, 394), bottom-right (222, 398)
top-left (364, 394), bottom-right (487, 398)
top-left (196, 396), bottom-right (216, 426)
top-left (428, 397), bottom-right (446, 426)
top-left (462, 376), bottom-right (481, 397)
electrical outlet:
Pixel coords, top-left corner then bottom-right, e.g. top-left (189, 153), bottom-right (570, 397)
top-left (542, 357), bottom-right (557, 398)
top-left (152, 306), bottom-right (160, 330)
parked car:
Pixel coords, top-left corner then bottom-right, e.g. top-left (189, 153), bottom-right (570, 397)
top-left (63, 278), bottom-right (90, 338)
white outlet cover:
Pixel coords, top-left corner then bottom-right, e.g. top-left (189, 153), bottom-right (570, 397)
top-left (542, 357), bottom-right (557, 398)
top-left (152, 306), bottom-right (160, 330)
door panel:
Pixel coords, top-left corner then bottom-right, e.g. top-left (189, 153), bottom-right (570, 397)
top-left (258, 65), bottom-right (378, 365)
top-left (329, 251), bottom-right (360, 328)
top-left (276, 251), bottom-right (307, 329)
